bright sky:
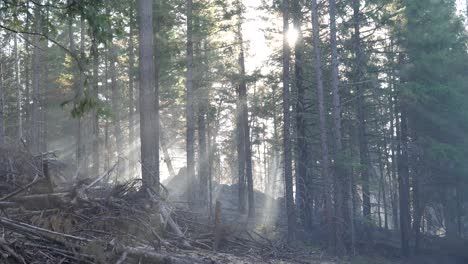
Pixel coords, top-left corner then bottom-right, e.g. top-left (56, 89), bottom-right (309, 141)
top-left (242, 0), bottom-right (270, 74)
top-left (243, 0), bottom-right (467, 75)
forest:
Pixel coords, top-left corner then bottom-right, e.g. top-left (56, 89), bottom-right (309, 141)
top-left (0, 0), bottom-right (468, 263)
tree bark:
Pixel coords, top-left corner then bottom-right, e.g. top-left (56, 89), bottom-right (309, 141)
top-left (91, 28), bottom-right (100, 176)
top-left (283, 0), bottom-right (296, 243)
top-left (31, 0), bottom-right (42, 154)
top-left (311, 0), bottom-right (333, 249)
top-left (235, 1), bottom-right (254, 217)
top-left (292, 0), bottom-right (308, 230)
top-left (109, 34), bottom-right (123, 177)
top-left (24, 32), bottom-right (31, 144)
top-left (397, 97), bottom-right (411, 256)
top-left (40, 0), bottom-right (50, 154)
top-left (128, 8), bottom-right (135, 152)
top-left (137, 0), bottom-right (159, 192)
top-left (78, 15), bottom-right (86, 174)
top-left (104, 52), bottom-right (111, 172)
top-left (186, 0), bottom-right (196, 207)
top-left (0, 61), bottom-right (4, 145)
top-left (14, 34), bottom-right (22, 141)
top-left (389, 40), bottom-right (399, 231)
top-left (196, 45), bottom-right (208, 209)
top-left (352, 0), bottom-right (371, 220)
top-left (329, 0), bottom-right (348, 254)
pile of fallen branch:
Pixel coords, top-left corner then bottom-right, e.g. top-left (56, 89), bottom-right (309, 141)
top-left (0, 164), bottom-right (302, 264)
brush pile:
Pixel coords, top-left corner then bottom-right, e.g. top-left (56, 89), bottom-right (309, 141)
top-left (0, 148), bottom-right (325, 264)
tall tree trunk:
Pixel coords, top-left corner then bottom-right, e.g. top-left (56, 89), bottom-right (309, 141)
top-left (196, 44), bottom-right (209, 209)
top-left (78, 15), bottom-right (86, 173)
top-left (242, 59), bottom-right (254, 219)
top-left (283, 0), bottom-right (296, 243)
top-left (137, 0), bottom-right (159, 192)
top-left (292, 0), bottom-right (308, 229)
top-left (236, 1), bottom-right (255, 217)
top-left (31, 0), bottom-right (42, 154)
top-left (329, 0), bottom-right (348, 253)
top-left (104, 52), bottom-right (111, 172)
top-left (389, 40), bottom-right (399, 231)
top-left (186, 0), bottom-right (196, 206)
top-left (237, 94), bottom-right (246, 213)
top-left (207, 118), bottom-right (214, 219)
top-left (383, 143), bottom-right (390, 230)
top-left (311, 0), bottom-right (333, 249)
top-left (14, 35), bottom-right (22, 141)
top-left (197, 91), bottom-right (208, 207)
top-left (398, 97), bottom-right (411, 256)
top-left (128, 8), bottom-right (135, 152)
top-left (412, 152), bottom-right (422, 252)
top-left (24, 45), bottom-right (31, 144)
top-left (352, 0), bottom-right (371, 220)
top-left (0, 61), bottom-right (4, 145)
top-left (109, 37), bottom-right (123, 176)
top-left (244, 113), bottom-right (254, 218)
top-left (68, 4), bottom-right (75, 151)
top-left (91, 30), bottom-right (100, 176)
top-left (23, 9), bottom-right (31, 144)
top-left (40, 0), bottom-right (50, 154)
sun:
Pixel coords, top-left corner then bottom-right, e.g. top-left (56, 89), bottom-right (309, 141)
top-left (287, 27), bottom-right (299, 47)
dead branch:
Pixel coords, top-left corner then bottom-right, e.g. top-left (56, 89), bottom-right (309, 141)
top-left (0, 174), bottom-right (41, 202)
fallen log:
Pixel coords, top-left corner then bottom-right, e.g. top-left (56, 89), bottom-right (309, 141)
top-left (117, 245), bottom-right (207, 264)
top-left (10, 192), bottom-right (71, 210)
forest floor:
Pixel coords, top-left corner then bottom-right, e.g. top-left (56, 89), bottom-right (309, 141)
top-left (0, 148), bottom-right (460, 264)
top-left (0, 147), bottom-right (339, 263)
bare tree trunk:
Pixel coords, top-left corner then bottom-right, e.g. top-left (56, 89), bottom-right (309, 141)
top-left (109, 40), bottom-right (123, 176)
top-left (24, 39), bottom-right (31, 144)
top-left (292, 0), bottom-right (308, 230)
top-left (78, 15), bottom-right (86, 173)
top-left (237, 100), bottom-right (246, 213)
top-left (0, 61), bottom-right (4, 145)
top-left (186, 0), bottom-right (196, 207)
top-left (91, 30), bottom-right (100, 176)
top-left (352, 0), bottom-right (372, 221)
top-left (412, 152), bottom-right (422, 252)
top-left (31, 0), bottom-right (42, 154)
top-left (311, 0), bottom-right (333, 249)
top-left (137, 0), bottom-right (159, 192)
top-left (397, 97), bottom-right (411, 257)
top-left (282, 0), bottom-right (296, 243)
top-left (389, 41), bottom-right (399, 231)
top-left (104, 53), bottom-right (111, 172)
top-left (128, 8), bottom-right (135, 152)
top-left (383, 143), bottom-right (390, 231)
top-left (207, 118), bottom-right (213, 220)
top-left (329, 0), bottom-right (348, 254)
top-left (235, 1), bottom-right (255, 217)
top-left (197, 95), bottom-right (208, 207)
top-left (14, 35), bottom-right (22, 141)
top-left (195, 42), bottom-right (209, 209)
top-left (40, 0), bottom-right (50, 154)
top-left (236, 64), bottom-right (246, 213)
top-left (244, 103), bottom-right (255, 219)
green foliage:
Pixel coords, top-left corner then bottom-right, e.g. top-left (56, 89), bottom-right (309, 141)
top-left (401, 0), bottom-right (468, 177)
